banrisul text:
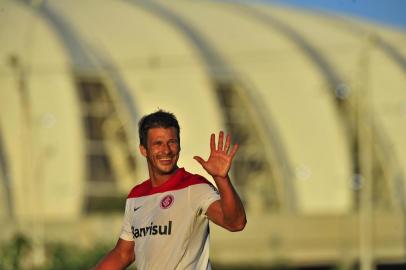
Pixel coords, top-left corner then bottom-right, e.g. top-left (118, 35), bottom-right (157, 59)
top-left (131, 221), bottom-right (172, 239)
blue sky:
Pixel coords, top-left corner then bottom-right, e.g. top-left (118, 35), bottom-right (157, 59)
top-left (263, 0), bottom-right (406, 30)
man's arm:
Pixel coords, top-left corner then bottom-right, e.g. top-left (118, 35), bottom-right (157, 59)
top-left (205, 175), bottom-right (246, 231)
top-left (194, 131), bottom-right (247, 232)
top-left (92, 239), bottom-right (135, 270)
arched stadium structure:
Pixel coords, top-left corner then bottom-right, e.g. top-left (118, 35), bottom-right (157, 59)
top-left (1, 0), bottom-right (406, 267)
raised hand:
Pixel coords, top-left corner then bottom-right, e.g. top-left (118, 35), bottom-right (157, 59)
top-left (193, 131), bottom-right (239, 179)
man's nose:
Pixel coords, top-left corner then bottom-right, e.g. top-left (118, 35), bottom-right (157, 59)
top-left (162, 143), bottom-right (171, 154)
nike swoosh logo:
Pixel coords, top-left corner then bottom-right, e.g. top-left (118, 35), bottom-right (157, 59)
top-left (134, 206), bottom-right (142, 212)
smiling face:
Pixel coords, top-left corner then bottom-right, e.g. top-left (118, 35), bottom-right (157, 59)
top-left (140, 127), bottom-right (180, 183)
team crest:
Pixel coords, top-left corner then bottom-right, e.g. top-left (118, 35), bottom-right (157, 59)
top-left (160, 194), bottom-right (174, 209)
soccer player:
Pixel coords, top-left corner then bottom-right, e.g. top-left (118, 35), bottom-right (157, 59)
top-left (93, 110), bottom-right (246, 270)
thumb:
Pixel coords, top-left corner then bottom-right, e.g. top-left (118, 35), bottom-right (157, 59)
top-left (193, 156), bottom-right (205, 166)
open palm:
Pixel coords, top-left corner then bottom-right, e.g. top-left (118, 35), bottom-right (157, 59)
top-left (194, 132), bottom-right (239, 178)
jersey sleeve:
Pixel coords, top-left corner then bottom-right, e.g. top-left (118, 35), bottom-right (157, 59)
top-left (189, 182), bottom-right (221, 217)
top-left (119, 199), bottom-right (134, 241)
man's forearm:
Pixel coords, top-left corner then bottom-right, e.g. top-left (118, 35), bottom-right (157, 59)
top-left (213, 175), bottom-right (246, 231)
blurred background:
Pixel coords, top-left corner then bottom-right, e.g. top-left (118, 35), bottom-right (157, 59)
top-left (1, 0), bottom-right (406, 269)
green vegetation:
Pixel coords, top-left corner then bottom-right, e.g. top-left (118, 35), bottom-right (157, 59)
top-left (0, 234), bottom-right (31, 270)
top-left (0, 233), bottom-right (131, 270)
top-left (1, 234), bottom-right (349, 270)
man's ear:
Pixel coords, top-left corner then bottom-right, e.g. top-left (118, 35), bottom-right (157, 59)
top-left (139, 144), bottom-right (147, 157)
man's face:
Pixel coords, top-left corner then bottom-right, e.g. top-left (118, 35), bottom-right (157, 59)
top-left (140, 127), bottom-right (180, 176)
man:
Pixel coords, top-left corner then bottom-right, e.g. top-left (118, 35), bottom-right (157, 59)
top-left (93, 110), bottom-right (246, 270)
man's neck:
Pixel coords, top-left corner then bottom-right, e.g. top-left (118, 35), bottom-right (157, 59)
top-left (150, 167), bottom-right (179, 187)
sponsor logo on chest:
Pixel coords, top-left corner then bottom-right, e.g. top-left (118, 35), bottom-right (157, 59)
top-left (131, 221), bottom-right (172, 239)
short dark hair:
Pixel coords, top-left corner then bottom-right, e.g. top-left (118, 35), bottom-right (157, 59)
top-left (138, 110), bottom-right (180, 148)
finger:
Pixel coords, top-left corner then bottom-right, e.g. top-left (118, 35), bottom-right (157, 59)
top-left (193, 156), bottom-right (205, 165)
top-left (229, 144), bottom-right (239, 159)
top-left (210, 133), bottom-right (215, 151)
top-left (217, 131), bottom-right (224, 151)
top-left (224, 134), bottom-right (231, 153)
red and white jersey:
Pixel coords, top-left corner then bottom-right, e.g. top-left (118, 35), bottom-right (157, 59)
top-left (120, 168), bottom-right (220, 270)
